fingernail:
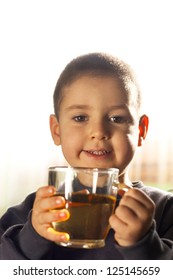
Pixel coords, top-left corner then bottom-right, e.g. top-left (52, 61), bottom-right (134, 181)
top-left (58, 210), bottom-right (66, 218)
top-left (55, 198), bottom-right (62, 205)
top-left (60, 233), bottom-right (70, 241)
top-left (59, 209), bottom-right (70, 220)
top-left (48, 187), bottom-right (54, 194)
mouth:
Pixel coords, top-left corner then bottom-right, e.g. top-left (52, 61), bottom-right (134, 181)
top-left (83, 149), bottom-right (112, 156)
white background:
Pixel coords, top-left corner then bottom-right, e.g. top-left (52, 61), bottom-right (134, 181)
top-left (0, 0), bottom-right (173, 215)
top-left (1, 260), bottom-right (172, 280)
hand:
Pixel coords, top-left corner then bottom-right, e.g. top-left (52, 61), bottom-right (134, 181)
top-left (31, 186), bottom-right (70, 243)
top-left (109, 187), bottom-right (155, 247)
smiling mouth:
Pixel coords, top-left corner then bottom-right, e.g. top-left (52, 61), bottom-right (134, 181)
top-left (84, 150), bottom-right (111, 156)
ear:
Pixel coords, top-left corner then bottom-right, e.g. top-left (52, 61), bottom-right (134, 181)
top-left (138, 114), bottom-right (149, 146)
top-left (49, 114), bottom-right (61, 146)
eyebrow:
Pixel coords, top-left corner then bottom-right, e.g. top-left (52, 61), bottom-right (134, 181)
top-left (65, 104), bottom-right (128, 111)
top-left (65, 105), bottom-right (93, 111)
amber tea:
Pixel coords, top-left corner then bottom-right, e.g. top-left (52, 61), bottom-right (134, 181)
top-left (52, 193), bottom-right (116, 248)
top-left (48, 166), bottom-right (119, 248)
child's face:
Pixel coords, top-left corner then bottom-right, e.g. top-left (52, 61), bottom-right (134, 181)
top-left (50, 75), bottom-right (146, 177)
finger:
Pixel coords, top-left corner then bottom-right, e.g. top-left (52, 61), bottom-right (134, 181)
top-left (37, 209), bottom-right (70, 225)
top-left (36, 186), bottom-right (57, 199)
top-left (35, 195), bottom-right (66, 212)
top-left (109, 213), bottom-right (128, 239)
top-left (121, 188), bottom-right (155, 211)
top-left (47, 227), bottom-right (70, 243)
top-left (115, 204), bottom-right (138, 224)
top-left (118, 194), bottom-right (155, 223)
top-left (109, 209), bottom-right (145, 246)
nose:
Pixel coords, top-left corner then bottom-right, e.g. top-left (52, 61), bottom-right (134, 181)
top-left (90, 121), bottom-right (110, 141)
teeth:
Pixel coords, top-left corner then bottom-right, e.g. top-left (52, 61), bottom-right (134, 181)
top-left (88, 150), bottom-right (109, 155)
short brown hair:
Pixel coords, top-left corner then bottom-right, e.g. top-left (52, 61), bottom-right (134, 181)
top-left (53, 52), bottom-right (141, 118)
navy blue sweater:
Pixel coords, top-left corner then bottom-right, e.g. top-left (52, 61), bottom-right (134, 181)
top-left (0, 182), bottom-right (173, 259)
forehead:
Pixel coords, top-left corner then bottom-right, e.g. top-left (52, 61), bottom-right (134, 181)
top-left (61, 75), bottom-right (135, 108)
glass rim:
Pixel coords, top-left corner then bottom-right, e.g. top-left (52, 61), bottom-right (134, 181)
top-left (48, 166), bottom-right (119, 175)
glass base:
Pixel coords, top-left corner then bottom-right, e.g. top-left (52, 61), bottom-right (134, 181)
top-left (55, 239), bottom-right (105, 249)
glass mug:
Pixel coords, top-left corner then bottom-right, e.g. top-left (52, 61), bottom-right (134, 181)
top-left (48, 166), bottom-right (119, 249)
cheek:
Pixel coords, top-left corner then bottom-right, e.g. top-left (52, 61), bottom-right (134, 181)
top-left (61, 140), bottom-right (76, 165)
top-left (114, 132), bottom-right (138, 163)
top-left (61, 127), bottom-right (81, 140)
top-left (59, 128), bottom-right (82, 158)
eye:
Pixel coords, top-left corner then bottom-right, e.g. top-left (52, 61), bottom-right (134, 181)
top-left (109, 116), bottom-right (127, 123)
top-left (72, 115), bottom-right (88, 122)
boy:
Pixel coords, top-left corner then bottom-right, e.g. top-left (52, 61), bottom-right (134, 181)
top-left (0, 53), bottom-right (173, 259)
